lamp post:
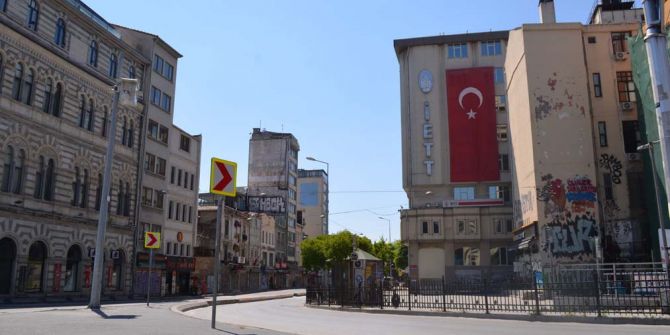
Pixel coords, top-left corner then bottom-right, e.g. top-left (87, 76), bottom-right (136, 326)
top-left (378, 217), bottom-right (391, 242)
top-left (89, 78), bottom-right (139, 309)
top-left (306, 157), bottom-right (329, 235)
top-left (638, 141), bottom-right (670, 268)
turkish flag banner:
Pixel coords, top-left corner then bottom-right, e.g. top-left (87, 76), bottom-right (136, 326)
top-left (447, 67), bottom-right (500, 182)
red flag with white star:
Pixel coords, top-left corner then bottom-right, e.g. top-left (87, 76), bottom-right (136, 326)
top-left (447, 67), bottom-right (500, 182)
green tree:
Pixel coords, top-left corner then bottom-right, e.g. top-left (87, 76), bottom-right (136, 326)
top-left (300, 236), bottom-right (327, 271)
top-left (392, 241), bottom-right (408, 272)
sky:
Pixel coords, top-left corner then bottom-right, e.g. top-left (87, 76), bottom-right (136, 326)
top-left (87, 0), bottom-right (619, 242)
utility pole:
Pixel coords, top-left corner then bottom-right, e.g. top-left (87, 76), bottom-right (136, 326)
top-left (642, 0), bottom-right (670, 269)
top-left (212, 196), bottom-right (223, 329)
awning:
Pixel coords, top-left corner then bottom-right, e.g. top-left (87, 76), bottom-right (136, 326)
top-left (517, 237), bottom-right (536, 250)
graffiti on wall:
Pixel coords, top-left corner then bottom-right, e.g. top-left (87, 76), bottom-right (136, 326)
top-left (538, 174), bottom-right (599, 259)
top-left (248, 196), bottom-right (286, 213)
top-left (534, 74), bottom-right (587, 121)
top-left (599, 154), bottom-right (622, 184)
top-left (605, 220), bottom-right (633, 260)
top-left (603, 199), bottom-right (621, 218)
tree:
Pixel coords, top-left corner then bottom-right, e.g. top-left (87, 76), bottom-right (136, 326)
top-left (301, 236), bottom-right (327, 271)
top-left (300, 230), bottom-right (375, 270)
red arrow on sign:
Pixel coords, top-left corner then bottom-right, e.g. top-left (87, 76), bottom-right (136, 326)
top-left (146, 233), bottom-right (157, 247)
top-left (214, 161), bottom-right (233, 192)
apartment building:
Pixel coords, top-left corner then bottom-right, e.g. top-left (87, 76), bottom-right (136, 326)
top-left (505, 0), bottom-right (647, 269)
top-left (297, 169), bottom-right (328, 239)
top-left (0, 0), bottom-right (147, 299)
top-left (395, 30), bottom-right (514, 281)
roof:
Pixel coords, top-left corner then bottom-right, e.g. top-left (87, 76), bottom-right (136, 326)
top-left (112, 24), bottom-right (183, 59)
top-left (351, 248), bottom-right (381, 261)
top-left (394, 30), bottom-right (509, 55)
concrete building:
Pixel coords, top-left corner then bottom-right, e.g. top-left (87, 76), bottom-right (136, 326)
top-left (247, 128), bottom-right (302, 284)
top-left (505, 0), bottom-right (646, 269)
top-left (0, 0), bottom-right (147, 299)
top-left (297, 169), bottom-right (328, 239)
top-left (113, 26), bottom-right (202, 296)
top-left (395, 30), bottom-right (514, 281)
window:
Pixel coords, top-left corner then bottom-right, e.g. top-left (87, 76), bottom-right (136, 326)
top-left (177, 169), bottom-right (182, 186)
top-left (448, 43), bottom-right (468, 59)
top-left (95, 173), bottom-right (102, 210)
top-left (488, 185), bottom-right (510, 202)
top-left (166, 242), bottom-right (171, 255)
top-left (164, 63), bottom-right (174, 81)
top-left (79, 97), bottom-right (92, 131)
top-left (34, 157), bottom-right (55, 201)
top-left (454, 187), bottom-right (474, 200)
top-left (495, 95), bottom-right (506, 111)
top-left (189, 206), bottom-right (192, 223)
top-left (142, 187), bottom-right (153, 207)
top-left (21, 68), bottom-right (34, 105)
top-left (622, 120), bottom-right (641, 153)
top-left (494, 67), bottom-right (505, 84)
top-left (109, 54), bottom-right (118, 78)
top-left (467, 220), bottom-right (478, 235)
top-left (63, 245), bottom-right (81, 292)
top-left (43, 80), bottom-right (53, 114)
top-left (481, 40), bottom-right (502, 56)
top-left (168, 201), bottom-right (174, 219)
top-left (186, 245), bottom-right (190, 257)
top-left (127, 120), bottom-right (134, 148)
top-left (71, 167), bottom-right (81, 206)
top-left (80, 169), bottom-right (89, 208)
top-left (148, 120), bottom-right (159, 140)
top-left (184, 172), bottom-right (189, 189)
top-left (490, 247), bottom-right (509, 265)
top-left (180, 244), bottom-right (184, 256)
top-left (157, 157), bottom-right (166, 176)
top-left (433, 221), bottom-right (439, 234)
top-left (144, 153), bottom-right (156, 174)
top-left (25, 241), bottom-right (46, 292)
top-left (153, 55), bottom-right (174, 81)
top-left (159, 125), bottom-right (169, 143)
top-left (12, 63), bottom-right (24, 101)
top-left (587, 36), bottom-right (596, 44)
top-left (54, 18), bottom-right (66, 47)
top-left (88, 40), bottom-right (98, 67)
top-left (170, 166), bottom-right (175, 184)
top-left (155, 190), bottom-right (164, 209)
top-left (161, 92), bottom-right (171, 112)
top-left (593, 73), bottom-right (602, 97)
top-left (87, 99), bottom-right (94, 131)
top-left (111, 250), bottom-right (123, 290)
top-left (617, 71), bottom-right (635, 102)
top-left (190, 174), bottom-right (194, 191)
top-left (2, 146), bottom-right (25, 194)
top-left (150, 86), bottom-right (161, 105)
top-left (182, 204), bottom-right (187, 221)
top-left (121, 117), bottom-right (127, 145)
top-left (101, 109), bottom-right (108, 137)
top-left (455, 247), bottom-right (480, 266)
top-left (153, 55), bottom-right (164, 74)
top-left (598, 121), bottom-right (608, 147)
top-left (27, 0), bottom-right (39, 31)
top-left (611, 31), bottom-right (631, 53)
top-left (497, 124), bottom-right (508, 141)
top-left (175, 202), bottom-right (181, 221)
top-left (180, 135), bottom-right (191, 152)
top-left (498, 154), bottom-right (509, 172)
top-left (128, 65), bottom-right (135, 79)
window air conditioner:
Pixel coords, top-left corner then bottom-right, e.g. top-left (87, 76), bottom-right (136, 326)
top-left (620, 101), bottom-right (633, 111)
top-left (615, 52), bottom-right (626, 61)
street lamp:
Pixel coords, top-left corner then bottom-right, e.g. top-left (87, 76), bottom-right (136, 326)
top-left (89, 77), bottom-right (139, 309)
top-left (378, 217), bottom-right (391, 242)
top-left (638, 140), bottom-right (670, 268)
top-left (306, 156), bottom-right (329, 235)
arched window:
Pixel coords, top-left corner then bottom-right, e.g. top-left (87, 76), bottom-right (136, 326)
top-left (111, 250), bottom-right (123, 290)
top-left (25, 241), bottom-right (47, 293)
top-left (80, 169), bottom-right (88, 208)
top-left (2, 145), bottom-right (14, 192)
top-left (0, 238), bottom-right (17, 294)
top-left (95, 173), bottom-right (102, 210)
top-left (63, 245), bottom-right (81, 292)
top-left (12, 149), bottom-right (24, 194)
top-left (101, 108), bottom-right (108, 137)
top-left (23, 68), bottom-right (34, 105)
top-left (54, 18), bottom-right (66, 47)
top-left (52, 83), bottom-right (62, 117)
top-left (33, 155), bottom-right (44, 199)
top-left (121, 116), bottom-right (127, 146)
top-left (71, 167), bottom-right (80, 206)
top-left (87, 99), bottom-right (94, 131)
top-left (27, 0), bottom-right (39, 31)
top-left (124, 182), bottom-right (130, 216)
top-left (12, 63), bottom-right (23, 101)
top-left (44, 158), bottom-right (55, 201)
top-left (127, 120), bottom-right (134, 148)
top-left (88, 40), bottom-right (98, 67)
top-left (109, 53), bottom-right (118, 78)
top-left (116, 180), bottom-right (123, 215)
top-left (43, 78), bottom-right (53, 114)
top-left (128, 65), bottom-right (135, 79)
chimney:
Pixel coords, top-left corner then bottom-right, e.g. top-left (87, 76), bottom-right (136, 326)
top-left (539, 0), bottom-right (556, 24)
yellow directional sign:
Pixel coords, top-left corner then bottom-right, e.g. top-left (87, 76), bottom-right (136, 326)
top-left (210, 157), bottom-right (237, 197)
top-left (144, 232), bottom-right (161, 249)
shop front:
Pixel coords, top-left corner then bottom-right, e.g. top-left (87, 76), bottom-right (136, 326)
top-left (166, 256), bottom-right (195, 295)
top-left (135, 252), bottom-right (166, 296)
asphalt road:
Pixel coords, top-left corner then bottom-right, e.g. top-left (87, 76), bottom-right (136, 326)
top-left (186, 297), bottom-right (670, 335)
top-left (0, 300), bottom-right (291, 335)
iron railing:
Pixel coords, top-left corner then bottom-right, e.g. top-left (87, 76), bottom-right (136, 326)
top-left (306, 263), bottom-right (670, 318)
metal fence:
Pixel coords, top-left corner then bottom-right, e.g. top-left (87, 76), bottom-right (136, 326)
top-left (306, 263), bottom-right (670, 318)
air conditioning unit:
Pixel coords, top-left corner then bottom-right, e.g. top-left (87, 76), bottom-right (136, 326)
top-left (238, 256), bottom-right (246, 264)
top-left (614, 52), bottom-right (627, 61)
top-left (627, 153), bottom-right (641, 161)
top-left (620, 101), bottom-right (633, 111)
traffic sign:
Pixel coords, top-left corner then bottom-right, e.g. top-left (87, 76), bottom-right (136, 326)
top-left (210, 158), bottom-right (237, 196)
top-left (144, 232), bottom-right (161, 249)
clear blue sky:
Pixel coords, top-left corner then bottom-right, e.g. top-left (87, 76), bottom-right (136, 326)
top-left (88, 0), bottom-right (614, 241)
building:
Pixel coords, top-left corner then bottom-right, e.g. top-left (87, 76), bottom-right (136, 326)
top-left (247, 128), bottom-right (302, 285)
top-left (297, 169), bottom-right (328, 239)
top-left (395, 29), bottom-right (514, 281)
top-left (113, 25), bottom-right (202, 296)
top-left (505, 0), bottom-right (647, 269)
top-left (0, 0), bottom-right (147, 299)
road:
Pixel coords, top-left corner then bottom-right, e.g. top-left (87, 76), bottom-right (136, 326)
top-left (0, 300), bottom-right (291, 335)
top-left (186, 297), bottom-right (670, 335)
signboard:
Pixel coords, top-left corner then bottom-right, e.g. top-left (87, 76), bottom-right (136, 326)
top-left (210, 158), bottom-right (237, 196)
top-left (144, 232), bottom-right (161, 249)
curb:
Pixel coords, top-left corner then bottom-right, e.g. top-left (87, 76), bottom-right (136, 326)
top-left (172, 292), bottom-right (306, 313)
top-left (306, 305), bottom-right (670, 326)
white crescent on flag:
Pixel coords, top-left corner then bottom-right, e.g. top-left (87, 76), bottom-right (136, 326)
top-left (458, 87), bottom-right (484, 119)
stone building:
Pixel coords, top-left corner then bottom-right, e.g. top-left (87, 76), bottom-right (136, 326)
top-left (505, 0), bottom-right (647, 269)
top-left (0, 0), bottom-right (147, 299)
top-left (395, 30), bottom-right (514, 281)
